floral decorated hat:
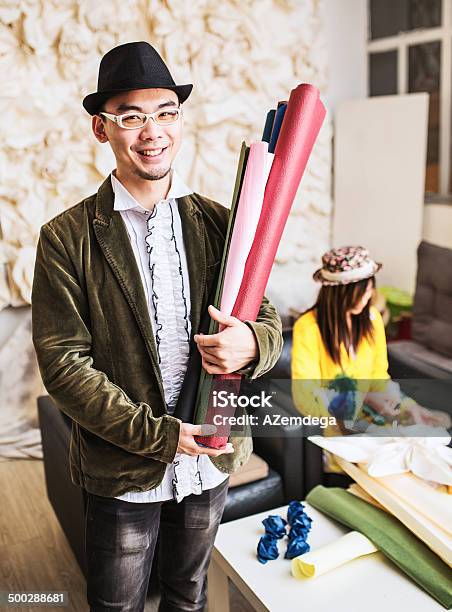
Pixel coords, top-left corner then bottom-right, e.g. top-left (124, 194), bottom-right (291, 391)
top-left (313, 246), bottom-right (382, 286)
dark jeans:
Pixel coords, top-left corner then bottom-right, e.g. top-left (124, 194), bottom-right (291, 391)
top-left (84, 478), bottom-right (229, 612)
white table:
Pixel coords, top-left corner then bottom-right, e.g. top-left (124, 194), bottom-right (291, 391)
top-left (208, 503), bottom-right (442, 612)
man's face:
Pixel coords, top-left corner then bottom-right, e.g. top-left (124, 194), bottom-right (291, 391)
top-left (93, 88), bottom-right (183, 182)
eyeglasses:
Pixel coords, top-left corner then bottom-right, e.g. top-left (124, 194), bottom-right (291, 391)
top-left (99, 107), bottom-right (182, 129)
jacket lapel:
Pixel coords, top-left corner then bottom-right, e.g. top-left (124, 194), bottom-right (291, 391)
top-left (92, 178), bottom-right (164, 395)
top-left (177, 195), bottom-right (207, 341)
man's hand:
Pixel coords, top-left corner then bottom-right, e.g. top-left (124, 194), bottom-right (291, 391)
top-left (176, 423), bottom-right (235, 457)
top-left (194, 305), bottom-right (259, 375)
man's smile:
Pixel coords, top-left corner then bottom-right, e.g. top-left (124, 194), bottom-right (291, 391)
top-left (135, 146), bottom-right (169, 162)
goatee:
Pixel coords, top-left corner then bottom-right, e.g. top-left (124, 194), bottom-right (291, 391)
top-left (134, 167), bottom-right (171, 181)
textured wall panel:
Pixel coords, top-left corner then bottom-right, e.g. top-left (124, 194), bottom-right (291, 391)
top-left (0, 0), bottom-right (331, 315)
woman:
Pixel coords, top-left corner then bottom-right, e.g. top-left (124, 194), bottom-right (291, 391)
top-left (291, 246), bottom-right (449, 433)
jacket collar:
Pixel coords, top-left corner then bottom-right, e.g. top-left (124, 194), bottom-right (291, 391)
top-left (111, 170), bottom-right (193, 212)
top-left (94, 175), bottom-right (199, 221)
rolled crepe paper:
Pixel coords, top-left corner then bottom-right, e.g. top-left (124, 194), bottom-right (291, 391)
top-left (197, 85), bottom-right (326, 448)
top-left (268, 103), bottom-right (287, 154)
top-left (262, 109), bottom-right (276, 142)
top-left (306, 486), bottom-right (452, 609)
top-left (232, 84), bottom-right (326, 324)
top-left (193, 145), bottom-right (249, 446)
top-left (291, 531), bottom-right (378, 579)
top-left (174, 143), bottom-right (248, 424)
top-left (220, 142), bottom-right (274, 317)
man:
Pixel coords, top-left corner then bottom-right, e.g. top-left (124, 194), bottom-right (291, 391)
top-left (32, 42), bottom-right (282, 612)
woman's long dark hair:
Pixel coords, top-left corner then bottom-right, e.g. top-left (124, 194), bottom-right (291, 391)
top-left (314, 276), bottom-right (376, 366)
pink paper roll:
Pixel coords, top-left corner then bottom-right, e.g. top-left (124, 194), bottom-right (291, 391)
top-left (220, 142), bottom-right (274, 316)
top-left (232, 84), bottom-right (326, 322)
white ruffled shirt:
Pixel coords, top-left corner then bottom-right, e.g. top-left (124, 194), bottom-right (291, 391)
top-left (111, 171), bottom-right (228, 503)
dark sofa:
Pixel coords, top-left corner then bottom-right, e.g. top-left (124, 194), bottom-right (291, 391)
top-left (387, 241), bottom-right (452, 414)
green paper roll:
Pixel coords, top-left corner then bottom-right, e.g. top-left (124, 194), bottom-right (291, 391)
top-left (306, 486), bottom-right (452, 609)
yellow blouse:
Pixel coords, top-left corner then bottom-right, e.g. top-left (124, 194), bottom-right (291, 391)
top-left (291, 306), bottom-right (390, 425)
top-left (292, 306), bottom-right (389, 381)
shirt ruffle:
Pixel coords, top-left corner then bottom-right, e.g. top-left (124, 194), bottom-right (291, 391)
top-left (145, 200), bottom-right (190, 409)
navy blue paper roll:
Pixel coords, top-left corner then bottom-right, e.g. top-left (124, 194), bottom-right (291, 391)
top-left (268, 103), bottom-right (287, 153)
top-left (262, 109), bottom-right (276, 143)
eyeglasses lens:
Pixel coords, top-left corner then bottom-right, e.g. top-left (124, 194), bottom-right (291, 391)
top-left (122, 114), bottom-right (148, 128)
top-left (155, 109), bottom-right (180, 125)
top-left (121, 109), bottom-right (180, 128)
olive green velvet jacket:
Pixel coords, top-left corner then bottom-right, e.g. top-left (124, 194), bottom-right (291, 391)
top-left (31, 177), bottom-right (283, 497)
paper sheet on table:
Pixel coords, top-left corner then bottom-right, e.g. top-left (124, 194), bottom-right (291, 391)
top-left (376, 472), bottom-right (452, 535)
top-left (348, 484), bottom-right (386, 510)
top-left (291, 531), bottom-right (377, 579)
top-left (335, 456), bottom-right (452, 567)
top-left (220, 142), bottom-right (273, 316)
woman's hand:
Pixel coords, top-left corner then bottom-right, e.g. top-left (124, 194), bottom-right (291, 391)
top-left (365, 391), bottom-right (401, 420)
top-left (401, 404), bottom-right (451, 428)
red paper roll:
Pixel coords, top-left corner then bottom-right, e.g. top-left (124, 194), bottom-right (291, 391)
top-left (195, 374), bottom-right (241, 448)
top-left (233, 84), bottom-right (326, 322)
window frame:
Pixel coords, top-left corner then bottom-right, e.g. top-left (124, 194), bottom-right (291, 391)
top-left (367, 0), bottom-right (452, 197)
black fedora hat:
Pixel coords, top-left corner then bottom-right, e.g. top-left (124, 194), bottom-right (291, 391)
top-left (83, 41), bottom-right (193, 115)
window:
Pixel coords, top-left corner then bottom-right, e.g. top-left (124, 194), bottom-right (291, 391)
top-left (368, 0), bottom-right (451, 197)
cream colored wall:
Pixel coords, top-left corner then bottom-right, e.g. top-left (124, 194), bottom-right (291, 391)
top-left (0, 0), bottom-right (332, 317)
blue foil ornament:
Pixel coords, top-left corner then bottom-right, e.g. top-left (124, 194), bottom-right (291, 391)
top-left (287, 501), bottom-right (308, 526)
top-left (284, 501), bottom-right (313, 559)
top-left (285, 537), bottom-right (310, 559)
top-left (257, 533), bottom-right (280, 564)
top-left (290, 515), bottom-right (312, 535)
top-left (256, 502), bottom-right (313, 563)
top-left (262, 515), bottom-right (287, 539)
